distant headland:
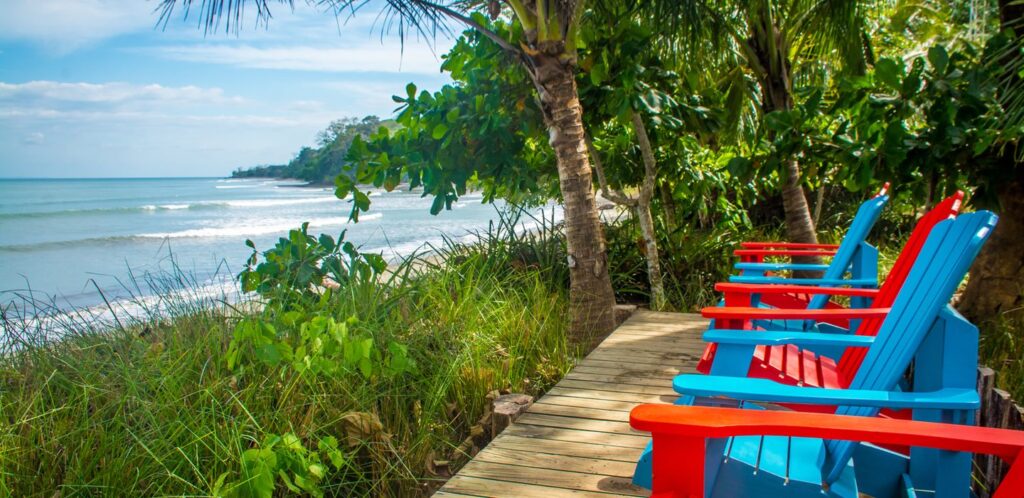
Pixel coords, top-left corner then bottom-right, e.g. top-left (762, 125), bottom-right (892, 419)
top-left (231, 115), bottom-right (399, 186)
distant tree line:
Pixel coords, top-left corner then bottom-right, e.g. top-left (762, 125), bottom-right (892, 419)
top-left (231, 116), bottom-right (398, 185)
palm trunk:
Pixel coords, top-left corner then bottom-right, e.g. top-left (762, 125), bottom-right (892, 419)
top-left (958, 1), bottom-right (1024, 324)
top-left (959, 170), bottom-right (1024, 323)
top-left (747, 28), bottom-right (822, 275)
top-left (535, 54), bottom-right (617, 344)
top-left (781, 159), bottom-right (819, 245)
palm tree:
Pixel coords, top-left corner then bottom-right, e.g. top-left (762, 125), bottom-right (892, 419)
top-left (657, 0), bottom-right (873, 253)
top-left (959, 0), bottom-right (1024, 322)
top-left (156, 0), bottom-right (618, 342)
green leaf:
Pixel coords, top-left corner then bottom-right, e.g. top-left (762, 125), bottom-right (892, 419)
top-left (590, 61), bottom-right (607, 85)
top-left (353, 191), bottom-right (371, 212)
top-left (927, 45), bottom-right (949, 74)
top-left (406, 83), bottom-right (417, 100)
top-left (874, 58), bottom-right (903, 91)
top-left (255, 343), bottom-right (284, 366)
top-left (308, 463), bottom-right (325, 479)
top-left (362, 253), bottom-right (387, 274)
top-left (318, 234), bottom-right (335, 252)
top-left (333, 174), bottom-right (354, 200)
top-left (446, 107), bottom-right (460, 123)
top-left (429, 194), bottom-right (446, 215)
top-left (431, 123), bottom-right (449, 140)
top-left (240, 449), bottom-right (277, 498)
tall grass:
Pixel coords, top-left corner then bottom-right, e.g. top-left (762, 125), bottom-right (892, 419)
top-left (604, 216), bottom-right (756, 311)
top-left (0, 209), bottom-right (576, 497)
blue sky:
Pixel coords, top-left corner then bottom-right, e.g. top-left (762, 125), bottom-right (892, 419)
top-left (0, 0), bottom-right (456, 178)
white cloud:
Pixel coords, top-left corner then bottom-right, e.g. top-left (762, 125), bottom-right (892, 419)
top-left (0, 0), bottom-right (154, 53)
top-left (150, 42), bottom-right (446, 74)
top-left (0, 107), bottom-right (325, 127)
top-left (21, 132), bottom-right (44, 145)
top-left (0, 80), bottom-right (243, 106)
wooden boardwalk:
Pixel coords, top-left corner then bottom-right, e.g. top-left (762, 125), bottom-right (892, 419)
top-left (435, 310), bottom-right (707, 497)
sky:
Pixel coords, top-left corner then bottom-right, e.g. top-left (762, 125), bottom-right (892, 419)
top-left (0, 0), bottom-right (457, 178)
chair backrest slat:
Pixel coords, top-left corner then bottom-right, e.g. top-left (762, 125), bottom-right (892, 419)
top-left (806, 195), bottom-right (889, 310)
top-left (836, 192), bottom-right (964, 382)
top-left (821, 211), bottom-right (998, 483)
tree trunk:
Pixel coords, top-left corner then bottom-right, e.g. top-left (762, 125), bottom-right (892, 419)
top-left (659, 181), bottom-right (678, 232)
top-left (781, 159), bottom-right (820, 246)
top-left (535, 54), bottom-right (617, 344)
top-left (745, 28), bottom-right (821, 273)
top-left (958, 172), bottom-right (1024, 323)
top-left (959, 0), bottom-right (1024, 324)
top-left (631, 110), bottom-right (667, 311)
top-left (635, 203), bottom-right (666, 310)
top-left (813, 184), bottom-right (826, 226)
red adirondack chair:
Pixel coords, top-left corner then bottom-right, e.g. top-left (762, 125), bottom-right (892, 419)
top-left (630, 405), bottom-right (1024, 498)
top-left (696, 191), bottom-right (965, 394)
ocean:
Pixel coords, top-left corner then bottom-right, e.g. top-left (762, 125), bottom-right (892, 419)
top-left (0, 177), bottom-right (559, 313)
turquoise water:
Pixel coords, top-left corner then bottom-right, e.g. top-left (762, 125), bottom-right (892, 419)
top-left (0, 178), bottom-right (551, 311)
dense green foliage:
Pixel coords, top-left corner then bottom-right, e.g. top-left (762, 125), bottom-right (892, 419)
top-left (8, 1), bottom-right (1024, 496)
top-left (0, 214), bottom-right (577, 497)
top-left (233, 117), bottom-right (399, 185)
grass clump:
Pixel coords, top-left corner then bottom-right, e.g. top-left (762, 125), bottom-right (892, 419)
top-left (0, 210), bottom-right (576, 497)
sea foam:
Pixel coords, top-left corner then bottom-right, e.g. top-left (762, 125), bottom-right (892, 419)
top-left (138, 216), bottom-right (352, 239)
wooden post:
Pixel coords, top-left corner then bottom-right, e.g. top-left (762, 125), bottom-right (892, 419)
top-left (974, 366), bottom-right (1024, 497)
top-left (490, 393), bottom-right (534, 437)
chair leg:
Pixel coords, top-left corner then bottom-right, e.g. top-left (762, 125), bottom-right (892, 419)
top-left (652, 434), bottom-right (706, 498)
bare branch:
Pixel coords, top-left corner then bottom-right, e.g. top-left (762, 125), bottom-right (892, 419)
top-left (586, 135), bottom-right (635, 207)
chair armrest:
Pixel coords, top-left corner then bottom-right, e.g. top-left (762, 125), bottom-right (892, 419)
top-left (701, 306), bottom-right (889, 321)
top-left (716, 282), bottom-right (880, 298)
top-left (672, 375), bottom-right (979, 410)
top-left (733, 262), bottom-right (832, 272)
top-left (740, 241), bottom-right (841, 250)
top-left (703, 329), bottom-right (875, 348)
top-left (734, 249), bottom-right (837, 258)
top-left (729, 275), bottom-right (878, 287)
top-left (629, 405), bottom-right (1024, 498)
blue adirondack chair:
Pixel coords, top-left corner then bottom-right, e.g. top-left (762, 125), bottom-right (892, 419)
top-left (731, 194), bottom-right (889, 298)
top-left (723, 194), bottom-right (890, 335)
top-left (633, 211), bottom-right (999, 498)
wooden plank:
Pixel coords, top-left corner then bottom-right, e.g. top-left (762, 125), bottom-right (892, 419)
top-left (543, 386), bottom-right (672, 405)
top-left (432, 492), bottom-right (483, 498)
top-left (501, 422), bottom-right (649, 449)
top-left (571, 365), bottom-right (678, 381)
top-left (457, 461), bottom-right (647, 496)
top-left (590, 341), bottom-right (705, 356)
top-left (577, 358), bottom-right (685, 375)
top-left (626, 311), bottom-right (705, 324)
top-left (473, 446), bottom-right (637, 477)
top-left (557, 379), bottom-right (677, 396)
top-left (487, 435), bottom-right (643, 463)
top-left (536, 394), bottom-right (643, 413)
top-left (588, 349), bottom-right (701, 362)
top-left (529, 401), bottom-right (632, 422)
top-left (436, 311), bottom-right (704, 497)
top-left (564, 371), bottom-right (678, 388)
top-left (442, 475), bottom-right (626, 498)
top-left (598, 332), bottom-right (705, 346)
top-left (516, 413), bottom-right (638, 435)
top-left (607, 318), bottom-right (703, 329)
